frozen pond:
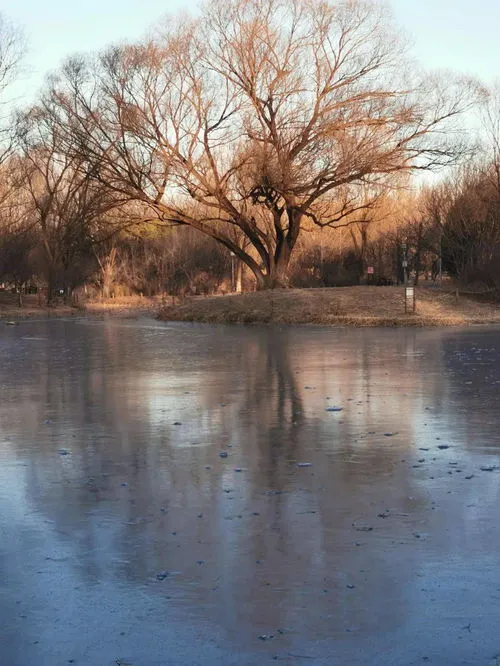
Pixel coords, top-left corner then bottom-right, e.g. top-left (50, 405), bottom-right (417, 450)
top-left (1, 318), bottom-right (500, 665)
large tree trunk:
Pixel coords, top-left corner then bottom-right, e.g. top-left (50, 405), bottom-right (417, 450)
top-left (257, 210), bottom-right (300, 289)
top-left (259, 275), bottom-right (288, 289)
top-left (232, 215), bottom-right (299, 290)
top-left (253, 245), bottom-right (292, 290)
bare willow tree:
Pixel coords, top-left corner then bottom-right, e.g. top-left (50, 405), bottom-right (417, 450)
top-left (43, 0), bottom-right (478, 288)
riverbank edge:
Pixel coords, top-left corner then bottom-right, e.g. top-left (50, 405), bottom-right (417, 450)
top-left (2, 288), bottom-right (499, 328)
top-left (157, 311), bottom-right (500, 327)
top-left (0, 301), bottom-right (159, 321)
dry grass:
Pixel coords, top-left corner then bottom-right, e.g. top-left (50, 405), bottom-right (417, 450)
top-left (83, 295), bottom-right (163, 317)
top-left (2, 288), bottom-right (499, 327)
top-left (158, 286), bottom-right (500, 327)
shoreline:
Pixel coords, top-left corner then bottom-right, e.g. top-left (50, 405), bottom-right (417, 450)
top-left (2, 287), bottom-right (499, 328)
top-left (0, 297), bottom-right (161, 321)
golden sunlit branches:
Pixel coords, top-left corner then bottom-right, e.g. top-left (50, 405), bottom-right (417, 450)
top-left (38, 0), bottom-right (480, 288)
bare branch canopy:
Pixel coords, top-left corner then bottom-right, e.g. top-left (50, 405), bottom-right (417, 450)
top-left (42, 0), bottom-right (481, 288)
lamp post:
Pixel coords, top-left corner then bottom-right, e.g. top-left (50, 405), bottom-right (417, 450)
top-left (439, 232), bottom-right (443, 287)
top-left (230, 251), bottom-right (236, 292)
top-left (401, 242), bottom-right (408, 286)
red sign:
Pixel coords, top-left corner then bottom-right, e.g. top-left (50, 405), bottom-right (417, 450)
top-left (367, 266), bottom-right (374, 274)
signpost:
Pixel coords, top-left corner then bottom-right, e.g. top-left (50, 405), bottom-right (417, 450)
top-left (405, 286), bottom-right (416, 314)
top-left (401, 242), bottom-right (408, 286)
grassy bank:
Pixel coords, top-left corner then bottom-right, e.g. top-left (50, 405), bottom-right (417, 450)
top-left (157, 286), bottom-right (500, 327)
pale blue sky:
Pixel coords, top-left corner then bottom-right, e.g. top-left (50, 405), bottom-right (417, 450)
top-left (2, 0), bottom-right (500, 102)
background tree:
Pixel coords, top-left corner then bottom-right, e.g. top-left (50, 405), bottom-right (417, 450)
top-left (441, 165), bottom-right (500, 286)
top-left (17, 108), bottom-right (119, 303)
top-left (0, 13), bottom-right (25, 162)
top-left (0, 157), bottom-right (38, 299)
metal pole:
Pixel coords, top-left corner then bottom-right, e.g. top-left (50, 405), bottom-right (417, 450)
top-left (230, 252), bottom-right (235, 292)
top-left (402, 242), bottom-right (408, 287)
top-left (439, 234), bottom-right (443, 287)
